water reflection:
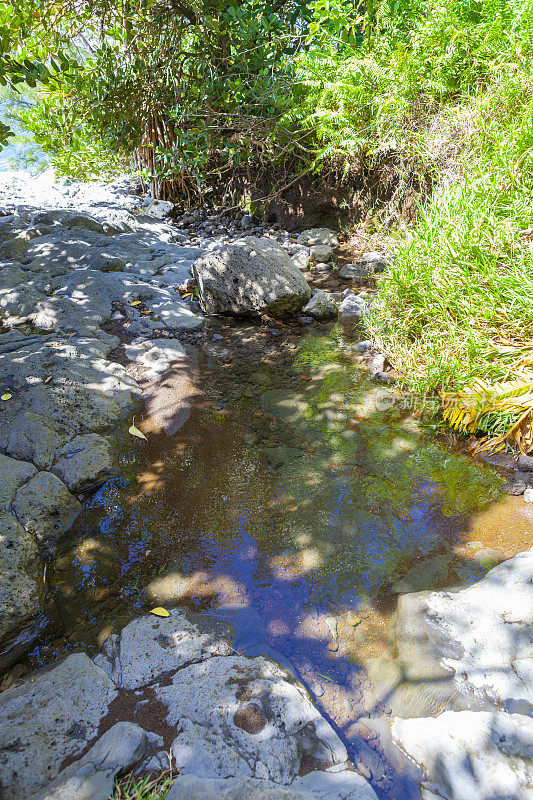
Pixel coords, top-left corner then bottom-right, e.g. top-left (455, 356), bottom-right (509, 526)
top-left (33, 326), bottom-right (514, 798)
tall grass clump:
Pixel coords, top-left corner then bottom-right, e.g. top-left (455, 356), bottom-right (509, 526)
top-left (292, 0), bottom-right (533, 446)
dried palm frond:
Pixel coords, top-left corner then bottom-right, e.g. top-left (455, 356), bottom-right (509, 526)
top-left (440, 372), bottom-right (533, 453)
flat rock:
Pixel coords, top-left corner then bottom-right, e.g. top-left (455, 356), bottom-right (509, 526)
top-left (166, 772), bottom-right (378, 800)
top-left (296, 229), bottom-right (339, 247)
top-left (94, 608), bottom-right (233, 689)
top-left (158, 654), bottom-right (350, 784)
top-left (193, 237), bottom-right (311, 317)
top-left (0, 653), bottom-right (117, 799)
top-left (29, 722), bottom-right (147, 800)
top-left (391, 711), bottom-right (533, 800)
top-left (52, 433), bottom-right (116, 492)
top-left (12, 471), bottom-right (82, 541)
top-left (5, 411), bottom-right (68, 470)
top-left (124, 338), bottom-right (187, 377)
top-left (422, 548), bottom-right (533, 714)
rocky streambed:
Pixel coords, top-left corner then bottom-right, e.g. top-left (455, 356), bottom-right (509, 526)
top-left (0, 175), bottom-right (531, 800)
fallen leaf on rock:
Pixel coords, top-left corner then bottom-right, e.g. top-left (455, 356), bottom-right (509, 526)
top-left (1, 393), bottom-right (12, 400)
top-left (130, 300), bottom-right (142, 306)
top-left (129, 417), bottom-right (147, 440)
top-left (150, 607), bottom-right (170, 617)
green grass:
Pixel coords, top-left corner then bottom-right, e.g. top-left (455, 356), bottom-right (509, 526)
top-left (289, 0), bottom-right (533, 442)
top-left (369, 69), bottom-right (533, 397)
top-left (112, 771), bottom-right (173, 800)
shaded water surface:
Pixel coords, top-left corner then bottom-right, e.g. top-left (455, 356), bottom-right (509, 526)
top-left (29, 323), bottom-right (532, 797)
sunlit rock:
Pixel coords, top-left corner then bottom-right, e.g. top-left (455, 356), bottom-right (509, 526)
top-left (194, 237), bottom-right (311, 317)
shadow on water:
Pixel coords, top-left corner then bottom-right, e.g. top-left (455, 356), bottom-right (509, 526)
top-left (27, 319), bottom-right (532, 799)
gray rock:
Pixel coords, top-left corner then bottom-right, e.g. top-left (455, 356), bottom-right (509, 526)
top-left (421, 548), bottom-right (533, 715)
top-left (0, 654), bottom-right (117, 799)
top-left (194, 237), bottom-right (311, 317)
top-left (518, 452), bottom-right (533, 472)
top-left (371, 353), bottom-right (386, 374)
top-left (0, 283), bottom-right (47, 324)
top-left (29, 722), bottom-right (147, 800)
top-left (291, 249), bottom-right (311, 271)
top-left (166, 772), bottom-right (378, 800)
top-left (12, 471), bottom-right (82, 541)
top-left (30, 209), bottom-right (109, 235)
top-left (338, 264), bottom-right (371, 283)
top-left (391, 711), bottom-right (533, 800)
top-left (338, 294), bottom-right (368, 316)
top-left (361, 251), bottom-right (389, 272)
top-left (294, 770), bottom-right (380, 800)
top-left (301, 290), bottom-right (338, 319)
top-left (502, 478), bottom-right (527, 495)
top-left (309, 244), bottom-right (333, 262)
top-left (145, 199), bottom-right (173, 218)
top-left (52, 434), bottom-right (116, 492)
top-left (5, 412), bottom-right (67, 470)
top-left (158, 654), bottom-right (351, 784)
top-left (0, 512), bottom-right (44, 651)
top-left (148, 300), bottom-right (202, 329)
top-left (296, 229), bottom-right (339, 247)
top-left (124, 338), bottom-right (187, 379)
top-left (0, 452), bottom-right (37, 513)
top-left (391, 549), bottom-right (533, 718)
top-left (94, 609), bottom-right (233, 689)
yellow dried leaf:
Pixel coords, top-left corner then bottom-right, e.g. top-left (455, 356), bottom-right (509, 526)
top-left (149, 607), bottom-right (170, 617)
top-left (1, 393), bottom-right (12, 401)
top-left (130, 300), bottom-right (142, 307)
top-left (128, 417), bottom-right (147, 440)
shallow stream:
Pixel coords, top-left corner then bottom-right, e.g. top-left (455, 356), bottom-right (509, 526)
top-left (28, 318), bottom-right (533, 798)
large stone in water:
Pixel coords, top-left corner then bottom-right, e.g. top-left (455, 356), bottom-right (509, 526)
top-left (193, 237), bottom-right (311, 317)
top-left (391, 710), bottom-right (533, 800)
top-left (421, 548), bottom-right (533, 715)
top-left (0, 654), bottom-right (117, 799)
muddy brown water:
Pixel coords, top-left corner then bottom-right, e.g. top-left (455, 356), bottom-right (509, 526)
top-left (24, 320), bottom-right (533, 799)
